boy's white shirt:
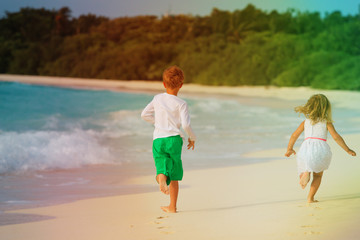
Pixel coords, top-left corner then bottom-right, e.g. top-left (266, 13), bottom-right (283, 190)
top-left (141, 93), bottom-right (196, 141)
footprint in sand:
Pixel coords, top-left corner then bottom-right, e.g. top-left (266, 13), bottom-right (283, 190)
top-left (301, 225), bottom-right (317, 228)
top-left (151, 215), bottom-right (173, 234)
top-left (148, 220), bottom-right (164, 226)
top-left (304, 231), bottom-right (322, 235)
top-left (158, 226), bottom-right (170, 229)
top-left (150, 216), bottom-right (169, 224)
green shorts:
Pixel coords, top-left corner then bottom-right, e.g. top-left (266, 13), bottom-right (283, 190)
top-left (152, 135), bottom-right (183, 185)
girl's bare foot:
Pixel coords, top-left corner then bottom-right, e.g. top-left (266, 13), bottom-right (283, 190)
top-left (161, 206), bottom-right (177, 213)
top-left (300, 172), bottom-right (310, 189)
top-left (307, 199), bottom-right (319, 203)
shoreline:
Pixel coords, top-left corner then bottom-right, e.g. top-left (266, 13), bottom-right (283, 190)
top-left (2, 74), bottom-right (360, 110)
top-left (0, 74), bottom-right (164, 94)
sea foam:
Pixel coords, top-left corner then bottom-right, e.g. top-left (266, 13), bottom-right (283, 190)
top-left (0, 129), bottom-right (114, 174)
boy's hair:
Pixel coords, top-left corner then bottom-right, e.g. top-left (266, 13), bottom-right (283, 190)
top-left (295, 94), bottom-right (333, 124)
top-left (163, 66), bottom-right (184, 89)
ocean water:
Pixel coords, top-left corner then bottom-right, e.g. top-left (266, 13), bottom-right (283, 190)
top-left (1, 81), bottom-right (359, 215)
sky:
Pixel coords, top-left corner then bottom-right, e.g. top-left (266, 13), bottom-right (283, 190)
top-left (1, 0), bottom-right (359, 18)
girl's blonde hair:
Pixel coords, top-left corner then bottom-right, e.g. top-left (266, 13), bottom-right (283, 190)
top-left (295, 94), bottom-right (333, 124)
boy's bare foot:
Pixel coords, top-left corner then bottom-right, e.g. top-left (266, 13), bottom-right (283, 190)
top-left (161, 206), bottom-right (177, 213)
top-left (158, 174), bottom-right (169, 195)
top-left (300, 172), bottom-right (310, 189)
top-left (159, 182), bottom-right (169, 195)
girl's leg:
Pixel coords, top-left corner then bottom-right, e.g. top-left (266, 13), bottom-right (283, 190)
top-left (299, 171), bottom-right (310, 189)
top-left (161, 180), bottom-right (179, 213)
top-left (307, 171), bottom-right (323, 203)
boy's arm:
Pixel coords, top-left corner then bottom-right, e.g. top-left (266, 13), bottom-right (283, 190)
top-left (180, 103), bottom-right (196, 142)
top-left (141, 100), bottom-right (155, 124)
top-left (327, 123), bottom-right (356, 156)
top-left (285, 121), bottom-right (304, 157)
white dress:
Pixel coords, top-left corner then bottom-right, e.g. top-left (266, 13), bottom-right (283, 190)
top-left (297, 119), bottom-right (332, 175)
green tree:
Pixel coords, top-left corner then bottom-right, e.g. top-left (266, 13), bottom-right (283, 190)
top-left (55, 7), bottom-right (74, 36)
top-left (311, 56), bottom-right (360, 90)
top-left (210, 8), bottom-right (231, 34)
top-left (75, 14), bottom-right (109, 34)
top-left (314, 21), bottom-right (360, 55)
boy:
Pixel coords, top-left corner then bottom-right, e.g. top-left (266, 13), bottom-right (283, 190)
top-left (141, 66), bottom-right (196, 213)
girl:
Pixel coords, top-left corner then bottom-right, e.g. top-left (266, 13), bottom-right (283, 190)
top-left (285, 94), bottom-right (356, 203)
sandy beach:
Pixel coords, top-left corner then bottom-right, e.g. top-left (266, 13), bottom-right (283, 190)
top-left (1, 74), bottom-right (360, 240)
top-left (1, 137), bottom-right (359, 240)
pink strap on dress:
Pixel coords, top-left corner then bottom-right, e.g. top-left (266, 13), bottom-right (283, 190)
top-left (305, 137), bottom-right (326, 141)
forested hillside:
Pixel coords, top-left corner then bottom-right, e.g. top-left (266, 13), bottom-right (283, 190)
top-left (1, 5), bottom-right (359, 89)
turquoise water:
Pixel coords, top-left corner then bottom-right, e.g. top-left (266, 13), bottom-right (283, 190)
top-left (1, 81), bottom-right (359, 213)
top-left (1, 81), bottom-right (360, 174)
top-left (0, 82), bottom-right (155, 174)
top-left (0, 82), bottom-right (152, 131)
top-left (0, 81), bottom-right (295, 174)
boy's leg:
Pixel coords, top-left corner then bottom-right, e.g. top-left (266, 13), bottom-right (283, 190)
top-left (153, 138), bottom-right (172, 195)
top-left (161, 180), bottom-right (179, 213)
top-left (159, 135), bottom-right (183, 213)
top-left (307, 171), bottom-right (323, 203)
top-left (156, 174), bottom-right (169, 195)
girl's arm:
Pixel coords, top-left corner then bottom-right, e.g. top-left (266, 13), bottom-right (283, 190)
top-left (285, 121), bottom-right (305, 157)
top-left (327, 123), bottom-right (356, 156)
